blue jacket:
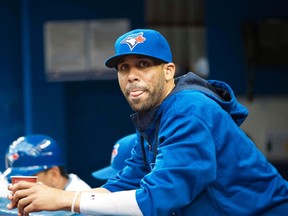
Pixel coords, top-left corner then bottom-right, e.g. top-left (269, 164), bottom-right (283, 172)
top-left (103, 72), bottom-right (288, 215)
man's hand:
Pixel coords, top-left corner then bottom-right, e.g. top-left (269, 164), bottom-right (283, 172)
top-left (7, 181), bottom-right (74, 216)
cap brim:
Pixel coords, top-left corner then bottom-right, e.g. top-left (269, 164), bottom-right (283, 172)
top-left (105, 52), bottom-right (168, 68)
top-left (91, 166), bottom-right (119, 180)
top-left (4, 167), bottom-right (46, 182)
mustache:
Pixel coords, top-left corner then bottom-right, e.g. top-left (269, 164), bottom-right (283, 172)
top-left (125, 84), bottom-right (147, 94)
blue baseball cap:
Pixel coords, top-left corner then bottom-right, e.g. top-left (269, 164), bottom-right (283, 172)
top-left (4, 134), bottom-right (64, 180)
top-left (92, 133), bottom-right (137, 180)
top-left (105, 29), bottom-right (172, 68)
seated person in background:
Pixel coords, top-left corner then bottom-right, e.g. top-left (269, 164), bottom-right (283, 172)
top-left (92, 133), bottom-right (137, 180)
top-left (4, 134), bottom-right (91, 190)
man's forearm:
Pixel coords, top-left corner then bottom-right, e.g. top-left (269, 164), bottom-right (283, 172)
top-left (72, 189), bottom-right (143, 215)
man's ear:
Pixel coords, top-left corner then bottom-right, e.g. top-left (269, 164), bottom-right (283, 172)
top-left (47, 166), bottom-right (61, 188)
top-left (48, 166), bottom-right (61, 178)
top-left (164, 63), bottom-right (175, 81)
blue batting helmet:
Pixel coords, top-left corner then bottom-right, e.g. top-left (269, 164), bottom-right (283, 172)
top-left (4, 134), bottom-right (65, 180)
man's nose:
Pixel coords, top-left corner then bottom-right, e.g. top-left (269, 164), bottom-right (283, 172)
top-left (127, 67), bottom-right (140, 82)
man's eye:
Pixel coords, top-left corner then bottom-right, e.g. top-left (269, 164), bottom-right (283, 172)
top-left (138, 61), bottom-right (149, 68)
top-left (119, 64), bottom-right (129, 71)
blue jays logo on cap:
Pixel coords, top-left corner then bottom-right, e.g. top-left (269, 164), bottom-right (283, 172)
top-left (111, 143), bottom-right (120, 164)
top-left (120, 32), bottom-right (146, 51)
top-left (6, 153), bottom-right (19, 168)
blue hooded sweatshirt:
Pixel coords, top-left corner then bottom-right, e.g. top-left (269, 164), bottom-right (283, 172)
top-left (103, 72), bottom-right (288, 215)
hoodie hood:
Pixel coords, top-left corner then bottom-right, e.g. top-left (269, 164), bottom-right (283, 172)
top-left (131, 72), bottom-right (249, 132)
top-left (172, 72), bottom-right (248, 126)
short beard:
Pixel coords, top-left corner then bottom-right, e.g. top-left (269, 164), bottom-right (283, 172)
top-left (128, 99), bottom-right (153, 113)
top-left (127, 84), bottom-right (164, 113)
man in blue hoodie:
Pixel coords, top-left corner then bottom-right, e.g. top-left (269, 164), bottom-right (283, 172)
top-left (8, 29), bottom-right (288, 216)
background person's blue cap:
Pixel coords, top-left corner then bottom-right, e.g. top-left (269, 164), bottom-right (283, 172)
top-left (92, 133), bottom-right (137, 180)
top-left (105, 29), bottom-right (172, 68)
top-left (4, 134), bottom-right (65, 181)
